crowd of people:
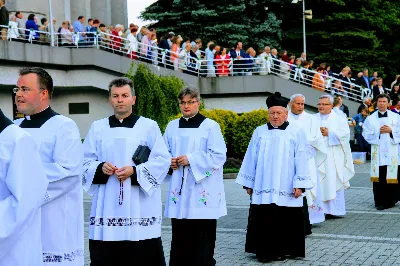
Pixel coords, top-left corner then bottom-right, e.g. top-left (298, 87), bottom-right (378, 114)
top-left (2, 65), bottom-right (400, 265)
top-left (0, 1), bottom-right (394, 103)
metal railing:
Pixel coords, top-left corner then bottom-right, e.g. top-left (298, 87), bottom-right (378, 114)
top-left (1, 24), bottom-right (372, 102)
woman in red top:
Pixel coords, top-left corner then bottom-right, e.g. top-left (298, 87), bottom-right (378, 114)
top-left (215, 47), bottom-right (231, 77)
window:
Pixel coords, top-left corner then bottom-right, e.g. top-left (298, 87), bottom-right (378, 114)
top-left (69, 102), bottom-right (89, 114)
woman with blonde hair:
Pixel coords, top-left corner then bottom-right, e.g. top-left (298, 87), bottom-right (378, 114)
top-left (244, 47), bottom-right (256, 75)
top-left (170, 36), bottom-right (182, 70)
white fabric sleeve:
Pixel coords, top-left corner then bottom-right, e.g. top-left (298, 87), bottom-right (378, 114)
top-left (328, 116), bottom-right (350, 146)
top-left (390, 117), bottom-right (400, 145)
top-left (82, 123), bottom-right (101, 196)
top-left (0, 134), bottom-right (48, 260)
top-left (293, 129), bottom-right (312, 189)
top-left (43, 120), bottom-right (83, 204)
top-left (162, 124), bottom-right (173, 183)
top-left (136, 122), bottom-right (171, 197)
top-left (362, 116), bottom-right (380, 145)
top-left (236, 128), bottom-right (259, 189)
top-left (186, 123), bottom-right (227, 183)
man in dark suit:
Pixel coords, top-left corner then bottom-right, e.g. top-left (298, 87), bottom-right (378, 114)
top-left (0, 0), bottom-right (9, 41)
top-left (372, 78), bottom-right (386, 99)
top-left (356, 69), bottom-right (371, 90)
top-left (336, 95), bottom-right (350, 117)
top-left (230, 41), bottom-right (246, 76)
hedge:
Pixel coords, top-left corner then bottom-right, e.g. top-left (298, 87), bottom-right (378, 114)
top-left (126, 63), bottom-right (269, 159)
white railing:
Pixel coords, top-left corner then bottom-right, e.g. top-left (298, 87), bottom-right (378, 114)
top-left (0, 24), bottom-right (371, 102)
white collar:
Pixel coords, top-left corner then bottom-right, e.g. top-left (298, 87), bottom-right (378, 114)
top-left (182, 112), bottom-right (198, 121)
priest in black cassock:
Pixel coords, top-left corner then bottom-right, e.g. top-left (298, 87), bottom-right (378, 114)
top-left (163, 86), bottom-right (227, 266)
top-left (82, 77), bottom-right (171, 265)
top-left (236, 92), bottom-right (312, 263)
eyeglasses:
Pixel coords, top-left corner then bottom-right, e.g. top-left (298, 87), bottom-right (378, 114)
top-left (179, 101), bottom-right (198, 106)
top-left (13, 87), bottom-right (46, 94)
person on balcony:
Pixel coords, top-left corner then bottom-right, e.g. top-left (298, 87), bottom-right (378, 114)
top-left (25, 14), bottom-right (39, 41)
top-left (244, 47), bottom-right (256, 76)
top-left (373, 78), bottom-right (387, 99)
top-left (170, 36), bottom-right (181, 71)
top-left (230, 41), bottom-right (246, 76)
top-left (0, 0), bottom-right (8, 40)
top-left (126, 27), bottom-right (138, 60)
top-left (38, 17), bottom-right (49, 43)
top-left (7, 15), bottom-right (19, 40)
top-left (111, 24), bottom-right (123, 55)
top-left (216, 47), bottom-right (231, 77)
top-left (60, 20), bottom-right (73, 46)
top-left (312, 67), bottom-right (325, 92)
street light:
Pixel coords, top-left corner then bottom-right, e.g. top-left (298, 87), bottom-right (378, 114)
top-left (48, 0), bottom-right (55, 47)
top-left (291, 0), bottom-right (312, 55)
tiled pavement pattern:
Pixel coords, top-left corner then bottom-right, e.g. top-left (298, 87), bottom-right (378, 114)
top-left (83, 162), bottom-right (400, 265)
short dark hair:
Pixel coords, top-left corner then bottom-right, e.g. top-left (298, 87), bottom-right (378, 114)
top-left (178, 86), bottom-right (200, 101)
top-left (19, 67), bottom-right (54, 98)
top-left (235, 41), bottom-right (242, 49)
top-left (92, 19), bottom-right (100, 25)
top-left (41, 17), bottom-right (47, 25)
top-left (88, 18), bottom-right (93, 23)
top-left (108, 77), bottom-right (134, 96)
top-left (15, 11), bottom-right (21, 16)
top-left (209, 44), bottom-right (216, 51)
top-left (376, 93), bottom-right (391, 102)
top-left (28, 14), bottom-right (35, 21)
top-left (99, 23), bottom-right (106, 28)
top-left (78, 16), bottom-right (84, 20)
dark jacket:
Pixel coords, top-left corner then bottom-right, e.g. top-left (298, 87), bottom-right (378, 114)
top-left (0, 5), bottom-right (9, 26)
top-left (25, 20), bottom-right (40, 40)
top-left (372, 85), bottom-right (386, 99)
top-left (230, 49), bottom-right (246, 69)
top-left (340, 104), bottom-right (349, 117)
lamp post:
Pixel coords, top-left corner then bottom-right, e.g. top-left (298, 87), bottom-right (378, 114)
top-left (48, 0), bottom-right (54, 47)
top-left (291, 0), bottom-right (312, 55)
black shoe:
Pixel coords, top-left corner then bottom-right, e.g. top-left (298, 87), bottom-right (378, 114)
top-left (274, 256), bottom-right (286, 261)
top-left (384, 203), bottom-right (396, 210)
top-left (376, 206), bottom-right (384, 210)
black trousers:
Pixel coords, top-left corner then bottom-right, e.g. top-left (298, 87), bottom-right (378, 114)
top-left (245, 204), bottom-right (305, 258)
top-left (89, 238), bottom-right (166, 266)
top-left (169, 218), bottom-right (217, 266)
top-left (373, 166), bottom-right (400, 207)
top-left (303, 197), bottom-right (312, 236)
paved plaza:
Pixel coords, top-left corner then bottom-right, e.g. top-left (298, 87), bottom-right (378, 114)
top-left (83, 163), bottom-right (400, 265)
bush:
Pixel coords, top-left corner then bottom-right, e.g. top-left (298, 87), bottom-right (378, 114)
top-left (208, 109), bottom-right (238, 157)
top-left (232, 109), bottom-right (269, 158)
top-left (224, 157), bottom-right (242, 168)
top-left (127, 63), bottom-right (184, 131)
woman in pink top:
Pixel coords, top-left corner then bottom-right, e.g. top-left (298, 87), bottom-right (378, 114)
top-left (170, 36), bottom-right (182, 70)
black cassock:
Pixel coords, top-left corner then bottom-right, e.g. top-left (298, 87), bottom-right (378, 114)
top-left (245, 204), bottom-right (305, 259)
top-left (373, 166), bottom-right (400, 208)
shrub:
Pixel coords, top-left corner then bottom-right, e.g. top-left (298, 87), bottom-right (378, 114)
top-left (224, 157), bottom-right (242, 168)
top-left (232, 109), bottom-right (269, 158)
top-left (208, 109), bottom-right (238, 157)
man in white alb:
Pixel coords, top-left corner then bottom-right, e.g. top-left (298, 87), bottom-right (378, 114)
top-left (163, 86), bottom-right (227, 266)
top-left (82, 77), bottom-right (171, 265)
top-left (14, 67), bottom-right (84, 265)
top-left (314, 94), bottom-right (355, 217)
top-left (288, 94), bottom-right (327, 233)
top-left (0, 109), bottom-right (48, 266)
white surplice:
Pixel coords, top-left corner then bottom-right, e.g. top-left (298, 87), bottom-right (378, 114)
top-left (362, 111), bottom-right (400, 182)
top-left (15, 110), bottom-right (84, 265)
top-left (314, 111), bottom-right (355, 216)
top-left (82, 116), bottom-right (171, 241)
top-left (236, 123), bottom-right (312, 207)
top-left (288, 111), bottom-right (327, 224)
top-left (0, 123), bottom-right (48, 266)
top-left (163, 118), bottom-right (227, 219)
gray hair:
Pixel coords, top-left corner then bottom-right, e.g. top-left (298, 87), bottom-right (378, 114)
top-left (108, 77), bottom-right (135, 96)
top-left (264, 46), bottom-right (270, 50)
top-left (363, 96), bottom-right (371, 103)
top-left (178, 86), bottom-right (200, 101)
top-left (191, 44), bottom-right (198, 50)
top-left (290, 94), bottom-right (305, 103)
top-left (319, 94), bottom-right (334, 104)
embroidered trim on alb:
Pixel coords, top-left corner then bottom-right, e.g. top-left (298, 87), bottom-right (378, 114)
top-left (89, 216), bottom-right (162, 227)
top-left (44, 192), bottom-right (50, 203)
top-left (253, 188), bottom-right (295, 198)
top-left (82, 168), bottom-right (88, 186)
top-left (237, 172), bottom-right (255, 182)
top-left (43, 249), bottom-right (84, 263)
top-left (294, 176), bottom-right (308, 181)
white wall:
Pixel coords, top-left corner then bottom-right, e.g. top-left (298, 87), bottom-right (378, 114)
top-left (203, 96), bottom-right (267, 113)
top-left (51, 90), bottom-right (113, 138)
top-left (0, 91), bottom-right (14, 119)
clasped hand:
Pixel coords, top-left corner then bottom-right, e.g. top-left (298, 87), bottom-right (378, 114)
top-left (102, 162), bottom-right (134, 182)
top-left (293, 188), bottom-right (302, 199)
top-left (380, 125), bottom-right (392, 134)
top-left (170, 155), bottom-right (189, 170)
top-left (320, 127), bottom-right (329, 136)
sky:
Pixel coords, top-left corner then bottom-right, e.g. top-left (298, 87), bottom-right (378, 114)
top-left (127, 0), bottom-right (158, 28)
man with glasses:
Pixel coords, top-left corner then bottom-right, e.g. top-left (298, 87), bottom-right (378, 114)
top-left (163, 86), bottom-right (227, 266)
top-left (13, 67), bottom-right (84, 265)
top-left (237, 92), bottom-right (311, 262)
top-left (82, 77), bottom-right (170, 265)
top-left (0, 108), bottom-right (48, 266)
top-left (314, 95), bottom-right (354, 218)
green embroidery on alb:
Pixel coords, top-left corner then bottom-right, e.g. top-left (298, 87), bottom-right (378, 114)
top-left (206, 171), bottom-right (211, 177)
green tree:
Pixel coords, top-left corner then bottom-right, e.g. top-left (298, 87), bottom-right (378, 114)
top-left (140, 0), bottom-right (284, 50)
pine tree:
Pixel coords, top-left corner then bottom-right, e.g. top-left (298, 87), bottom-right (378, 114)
top-left (140, 0), bottom-right (284, 50)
